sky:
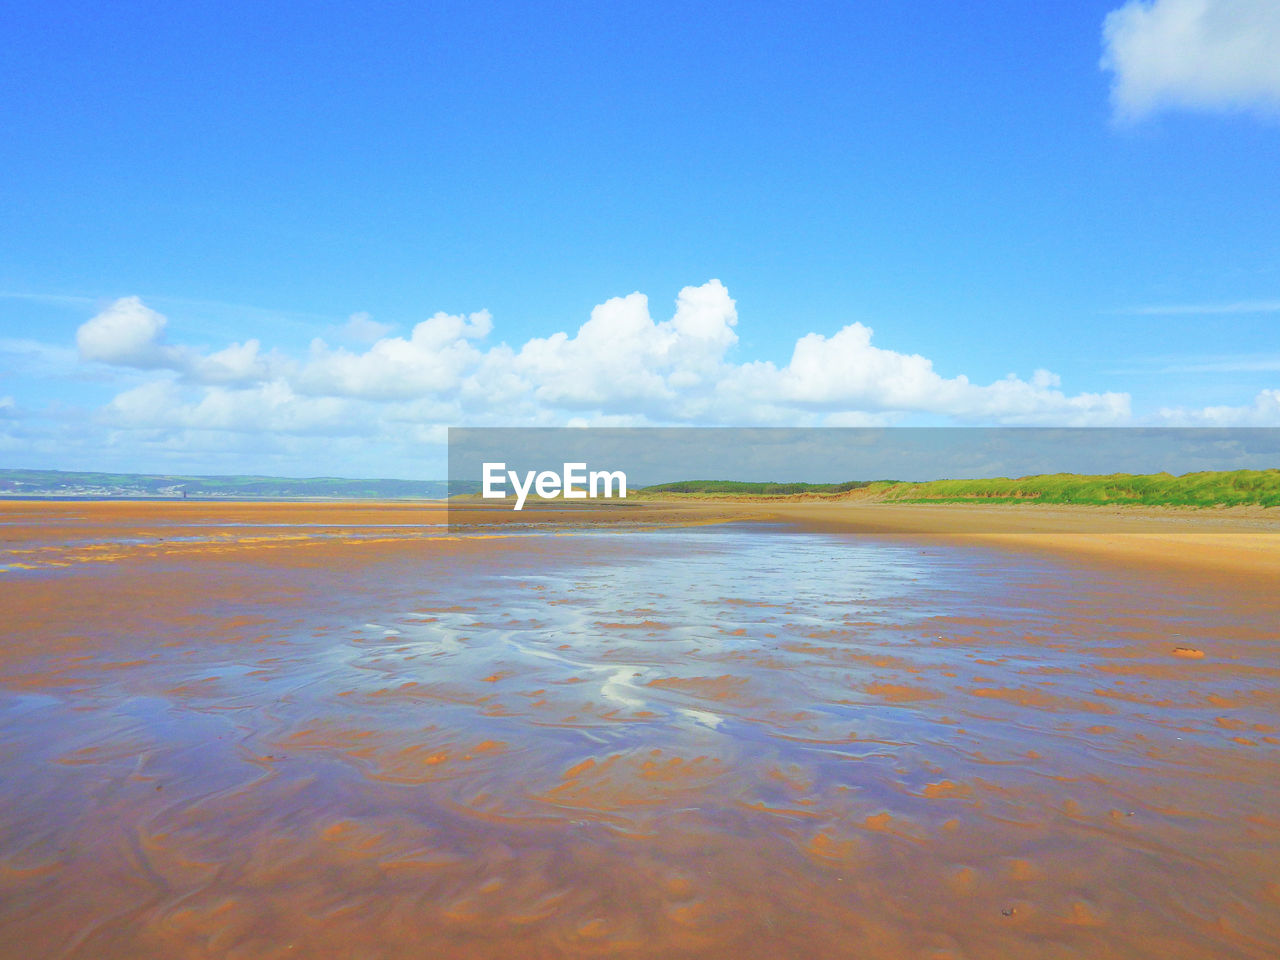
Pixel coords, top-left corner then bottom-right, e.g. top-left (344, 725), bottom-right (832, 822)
top-left (2, 0), bottom-right (1279, 479)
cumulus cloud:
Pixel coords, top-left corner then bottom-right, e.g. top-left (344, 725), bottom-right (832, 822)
top-left (513, 281), bottom-right (738, 412)
top-left (192, 340), bottom-right (273, 385)
top-left (719, 327), bottom-right (1129, 425)
top-left (1159, 387), bottom-right (1280, 424)
top-left (76, 296), bottom-right (175, 367)
top-left (70, 281), bottom-right (1139, 438)
top-left (104, 379), bottom-right (360, 436)
top-left (77, 296), bottom-right (277, 386)
top-left (1102, 0), bottom-right (1280, 120)
top-left (299, 310), bottom-right (492, 401)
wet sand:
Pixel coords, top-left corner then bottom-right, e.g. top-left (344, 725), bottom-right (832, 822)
top-left (753, 500), bottom-right (1280, 580)
top-left (2, 500), bottom-right (1278, 958)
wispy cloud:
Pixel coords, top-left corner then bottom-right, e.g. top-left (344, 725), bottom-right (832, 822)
top-left (0, 338), bottom-right (83, 377)
top-left (1105, 351), bottom-right (1280, 376)
top-left (1115, 300), bottom-right (1280, 316)
top-left (144, 295), bottom-right (342, 328)
top-left (0, 291), bottom-right (97, 308)
top-left (337, 312), bottom-right (395, 344)
top-left (1157, 356), bottom-right (1280, 373)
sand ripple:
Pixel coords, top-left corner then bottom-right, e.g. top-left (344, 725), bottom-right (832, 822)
top-left (1, 507), bottom-right (1278, 958)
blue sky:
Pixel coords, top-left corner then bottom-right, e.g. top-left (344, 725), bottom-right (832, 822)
top-left (2, 0), bottom-right (1278, 478)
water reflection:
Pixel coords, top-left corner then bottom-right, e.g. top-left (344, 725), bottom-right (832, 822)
top-left (2, 526), bottom-right (1278, 959)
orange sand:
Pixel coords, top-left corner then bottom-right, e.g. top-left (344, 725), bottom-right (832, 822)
top-left (0, 499), bottom-right (1277, 959)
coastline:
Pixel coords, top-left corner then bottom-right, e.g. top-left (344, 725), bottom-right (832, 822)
top-left (4, 497), bottom-right (1279, 583)
top-left (747, 500), bottom-right (1280, 583)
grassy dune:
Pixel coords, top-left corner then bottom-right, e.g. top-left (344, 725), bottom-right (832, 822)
top-left (641, 469), bottom-right (1280, 508)
top-left (884, 470), bottom-right (1280, 507)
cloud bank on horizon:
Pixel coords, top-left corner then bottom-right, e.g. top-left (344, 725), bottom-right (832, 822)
top-left (1102, 0), bottom-right (1280, 120)
top-left (5, 296), bottom-right (1279, 480)
top-left (72, 282), bottom-right (1139, 439)
top-left (0, 279), bottom-right (1263, 474)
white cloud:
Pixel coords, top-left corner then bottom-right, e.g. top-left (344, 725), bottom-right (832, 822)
top-left (1120, 299), bottom-right (1280, 315)
top-left (77, 296), bottom-right (279, 386)
top-left (1156, 354), bottom-right (1280, 373)
top-left (104, 379), bottom-right (361, 436)
top-left (69, 281), bottom-right (1145, 445)
top-left (1159, 387), bottom-right (1280, 424)
top-left (717, 326), bottom-right (1130, 425)
top-left (192, 340), bottom-right (272, 385)
top-left (512, 281), bottom-right (738, 412)
top-left (1102, 0), bottom-right (1280, 120)
top-left (102, 380), bottom-right (189, 428)
top-left (340, 311), bottom-right (394, 343)
top-left (76, 296), bottom-right (175, 368)
top-left (298, 310), bottom-right (491, 401)
top-left (0, 338), bottom-right (84, 380)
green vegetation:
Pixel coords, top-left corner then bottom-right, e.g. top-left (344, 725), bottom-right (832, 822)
top-left (639, 479), bottom-right (879, 496)
top-left (641, 470), bottom-right (1280, 507)
top-left (882, 470), bottom-right (1280, 507)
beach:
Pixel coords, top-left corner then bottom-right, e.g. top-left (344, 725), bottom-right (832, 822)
top-left (1, 499), bottom-right (1278, 959)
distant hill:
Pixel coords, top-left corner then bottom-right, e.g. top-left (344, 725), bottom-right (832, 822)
top-left (0, 468), bottom-right (451, 500)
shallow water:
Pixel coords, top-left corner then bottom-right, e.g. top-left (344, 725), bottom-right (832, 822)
top-left (1, 523), bottom-right (1278, 959)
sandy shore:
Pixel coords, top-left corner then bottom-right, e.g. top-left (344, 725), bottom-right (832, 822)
top-left (1, 498), bottom-right (1278, 958)
top-left (461, 495), bottom-right (1280, 581)
top-left (5, 496), bottom-right (1277, 574)
top-left (746, 500), bottom-right (1280, 582)
top-left (2, 497), bottom-right (1275, 670)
